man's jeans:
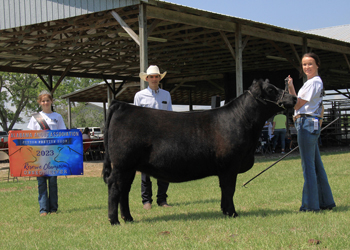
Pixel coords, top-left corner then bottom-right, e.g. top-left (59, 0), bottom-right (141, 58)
top-left (272, 128), bottom-right (286, 151)
top-left (295, 117), bottom-right (336, 211)
top-left (37, 176), bottom-right (58, 214)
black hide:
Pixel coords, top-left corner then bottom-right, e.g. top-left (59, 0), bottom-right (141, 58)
top-left (102, 79), bottom-right (297, 225)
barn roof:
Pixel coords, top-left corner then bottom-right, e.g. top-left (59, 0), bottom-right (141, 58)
top-left (1, 0), bottom-right (350, 105)
top-left (305, 24), bottom-right (350, 43)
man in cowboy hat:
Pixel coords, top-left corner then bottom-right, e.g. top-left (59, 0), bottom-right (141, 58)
top-left (134, 65), bottom-right (173, 210)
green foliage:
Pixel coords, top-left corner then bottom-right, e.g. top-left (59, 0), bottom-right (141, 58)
top-left (1, 150), bottom-right (350, 249)
top-left (70, 103), bottom-right (105, 129)
top-left (0, 72), bottom-right (43, 131)
top-left (0, 72), bottom-right (101, 131)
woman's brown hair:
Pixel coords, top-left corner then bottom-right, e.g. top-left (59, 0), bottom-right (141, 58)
top-left (37, 90), bottom-right (53, 104)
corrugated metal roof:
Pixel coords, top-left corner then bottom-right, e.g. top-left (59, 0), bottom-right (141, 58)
top-left (305, 24), bottom-right (350, 43)
top-left (0, 0), bottom-right (143, 29)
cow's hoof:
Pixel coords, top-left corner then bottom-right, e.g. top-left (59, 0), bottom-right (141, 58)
top-left (122, 216), bottom-right (134, 223)
top-left (108, 217), bottom-right (120, 225)
top-left (222, 210), bottom-right (239, 218)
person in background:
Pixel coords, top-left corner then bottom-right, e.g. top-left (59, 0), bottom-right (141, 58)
top-left (264, 119), bottom-right (274, 140)
top-left (272, 112), bottom-right (287, 154)
top-left (27, 90), bottom-right (67, 216)
top-left (287, 52), bottom-right (335, 212)
top-left (134, 65), bottom-right (173, 210)
top-left (82, 127), bottom-right (91, 139)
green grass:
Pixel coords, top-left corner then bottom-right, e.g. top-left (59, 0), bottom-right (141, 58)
top-left (1, 150), bottom-right (350, 249)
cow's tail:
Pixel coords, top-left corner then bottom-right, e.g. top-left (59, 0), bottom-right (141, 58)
top-left (102, 101), bottom-right (116, 184)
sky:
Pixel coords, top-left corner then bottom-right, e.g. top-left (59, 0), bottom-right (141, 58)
top-left (167, 0), bottom-right (350, 31)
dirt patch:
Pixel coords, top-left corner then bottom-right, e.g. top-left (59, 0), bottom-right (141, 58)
top-left (0, 160), bottom-right (104, 181)
top-left (80, 161), bottom-right (104, 178)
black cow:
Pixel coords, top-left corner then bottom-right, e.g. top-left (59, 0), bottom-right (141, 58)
top-left (102, 79), bottom-right (297, 225)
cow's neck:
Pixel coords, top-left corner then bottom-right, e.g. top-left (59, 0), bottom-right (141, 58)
top-left (233, 92), bottom-right (280, 134)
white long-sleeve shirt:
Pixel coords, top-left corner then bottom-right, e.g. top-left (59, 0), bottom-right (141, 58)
top-left (133, 86), bottom-right (173, 111)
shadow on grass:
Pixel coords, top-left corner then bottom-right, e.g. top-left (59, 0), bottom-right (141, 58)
top-left (64, 205), bottom-right (107, 213)
top-left (136, 203), bottom-right (350, 223)
top-left (171, 198), bottom-right (219, 206)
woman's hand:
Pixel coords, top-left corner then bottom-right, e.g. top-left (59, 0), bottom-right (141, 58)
top-left (287, 75), bottom-right (297, 97)
top-left (287, 75), bottom-right (293, 85)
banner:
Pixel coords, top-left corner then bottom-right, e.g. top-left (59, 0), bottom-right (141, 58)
top-left (9, 129), bottom-right (84, 177)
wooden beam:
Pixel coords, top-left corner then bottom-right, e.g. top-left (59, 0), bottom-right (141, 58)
top-left (111, 11), bottom-right (140, 46)
top-left (290, 43), bottom-right (301, 64)
top-left (344, 54), bottom-right (350, 71)
top-left (52, 64), bottom-right (73, 94)
top-left (67, 98), bottom-right (71, 129)
top-left (37, 74), bottom-right (51, 91)
top-left (242, 25), bottom-right (303, 45)
top-left (235, 23), bottom-right (243, 97)
top-left (165, 74), bottom-right (224, 84)
top-left (147, 5), bottom-right (236, 32)
top-left (307, 39), bottom-right (350, 55)
top-left (242, 35), bottom-right (250, 51)
top-left (220, 31), bottom-right (235, 60)
top-left (170, 81), bottom-right (186, 94)
top-left (207, 80), bottom-right (225, 91)
top-left (148, 19), bottom-right (162, 35)
top-left (269, 40), bottom-right (299, 70)
top-left (139, 3), bottom-right (148, 90)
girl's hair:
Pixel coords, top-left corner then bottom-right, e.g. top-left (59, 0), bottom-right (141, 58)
top-left (83, 127), bottom-right (90, 134)
top-left (37, 90), bottom-right (53, 104)
top-left (302, 52), bottom-right (321, 67)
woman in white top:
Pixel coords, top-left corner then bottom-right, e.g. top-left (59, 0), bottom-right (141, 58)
top-left (287, 53), bottom-right (335, 212)
top-left (27, 90), bottom-right (66, 216)
top-left (82, 127), bottom-right (91, 140)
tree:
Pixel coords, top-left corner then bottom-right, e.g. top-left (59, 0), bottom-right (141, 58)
top-left (70, 102), bottom-right (105, 129)
top-left (0, 72), bottom-right (102, 131)
top-left (47, 77), bottom-right (102, 127)
top-left (0, 72), bottom-right (43, 131)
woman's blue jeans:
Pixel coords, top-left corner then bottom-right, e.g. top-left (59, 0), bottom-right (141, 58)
top-left (37, 176), bottom-right (58, 214)
top-left (295, 117), bottom-right (336, 211)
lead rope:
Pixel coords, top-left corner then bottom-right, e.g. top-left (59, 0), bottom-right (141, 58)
top-left (242, 117), bottom-right (340, 187)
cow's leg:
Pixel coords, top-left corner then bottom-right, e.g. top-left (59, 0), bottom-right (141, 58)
top-left (219, 173), bottom-right (238, 217)
top-left (118, 170), bottom-right (136, 223)
top-left (108, 174), bottom-right (120, 225)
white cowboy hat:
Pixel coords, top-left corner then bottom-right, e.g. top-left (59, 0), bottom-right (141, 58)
top-left (139, 65), bottom-right (167, 82)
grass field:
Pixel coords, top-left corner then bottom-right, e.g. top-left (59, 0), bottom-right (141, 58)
top-left (1, 149), bottom-right (349, 249)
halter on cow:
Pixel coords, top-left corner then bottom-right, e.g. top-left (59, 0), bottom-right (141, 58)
top-left (102, 79), bottom-right (297, 225)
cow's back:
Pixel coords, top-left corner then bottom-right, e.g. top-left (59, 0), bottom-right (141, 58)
top-left (106, 100), bottom-right (255, 182)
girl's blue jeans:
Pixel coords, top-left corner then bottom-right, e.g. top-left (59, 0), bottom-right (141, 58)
top-left (37, 176), bottom-right (58, 214)
top-left (295, 117), bottom-right (336, 211)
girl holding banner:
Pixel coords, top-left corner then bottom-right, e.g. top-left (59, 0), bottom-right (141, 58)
top-left (27, 90), bottom-right (66, 217)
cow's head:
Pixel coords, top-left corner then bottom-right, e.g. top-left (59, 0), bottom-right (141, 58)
top-left (249, 79), bottom-right (297, 111)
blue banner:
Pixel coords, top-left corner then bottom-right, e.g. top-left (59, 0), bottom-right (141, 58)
top-left (9, 129), bottom-right (84, 177)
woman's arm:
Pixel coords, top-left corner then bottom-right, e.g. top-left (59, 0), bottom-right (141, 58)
top-left (294, 98), bottom-right (308, 110)
top-left (287, 75), bottom-right (307, 110)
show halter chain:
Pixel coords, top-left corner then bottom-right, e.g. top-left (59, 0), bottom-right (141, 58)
top-left (247, 90), bottom-right (287, 109)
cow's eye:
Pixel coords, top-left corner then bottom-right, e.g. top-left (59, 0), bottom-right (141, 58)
top-left (267, 87), bottom-right (277, 95)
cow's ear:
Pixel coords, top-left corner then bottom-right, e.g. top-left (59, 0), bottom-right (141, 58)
top-left (249, 79), bottom-right (263, 94)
